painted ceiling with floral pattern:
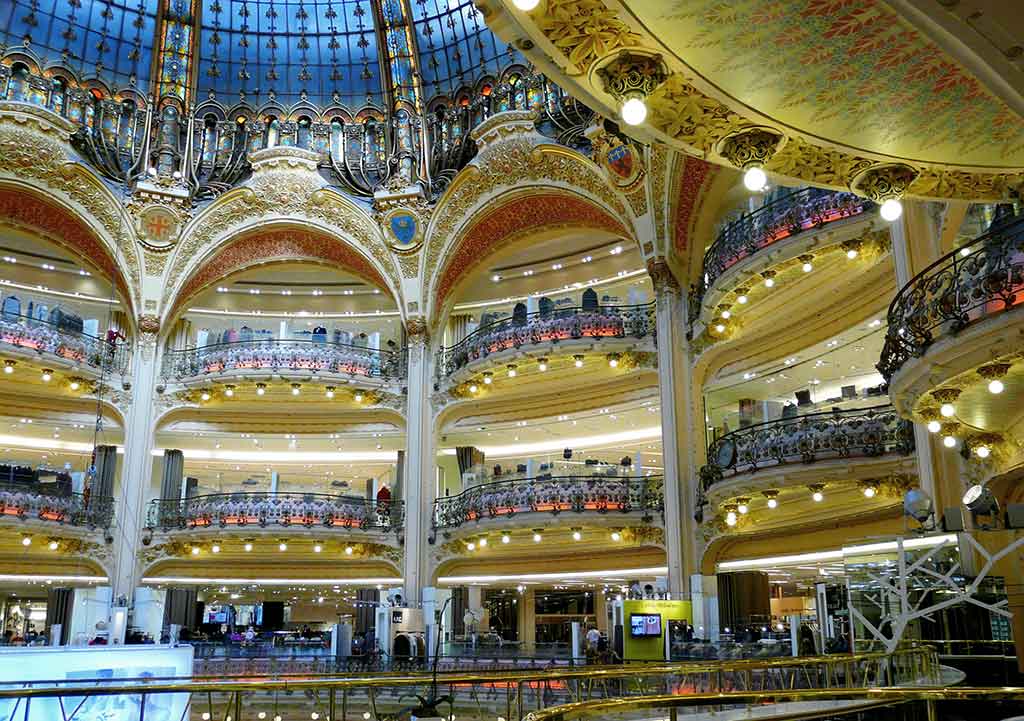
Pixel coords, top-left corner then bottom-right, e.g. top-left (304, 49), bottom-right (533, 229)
top-left (620, 0), bottom-right (1024, 168)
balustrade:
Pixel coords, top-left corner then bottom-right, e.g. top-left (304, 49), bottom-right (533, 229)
top-left (0, 311), bottom-right (130, 375)
top-left (0, 60), bottom-right (589, 199)
top-left (700, 405), bottom-right (914, 490)
top-left (689, 188), bottom-right (874, 323)
top-left (145, 492), bottom-right (402, 533)
top-left (437, 302), bottom-right (656, 380)
top-left (0, 483), bottom-right (114, 529)
top-left (878, 211), bottom-right (1024, 380)
top-left (161, 338), bottom-right (405, 383)
top-left (431, 474), bottom-right (664, 538)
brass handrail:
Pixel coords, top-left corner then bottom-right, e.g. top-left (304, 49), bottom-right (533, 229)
top-left (0, 647), bottom-right (936, 699)
top-left (521, 687), bottom-right (1024, 721)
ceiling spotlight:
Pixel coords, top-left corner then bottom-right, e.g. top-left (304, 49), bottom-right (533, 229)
top-left (467, 542), bottom-right (476, 551)
top-left (345, 546), bottom-right (354, 555)
top-left (325, 386), bottom-right (335, 398)
top-left (800, 256), bottom-right (814, 273)
top-left (48, 540), bottom-right (59, 551)
top-left (538, 358), bottom-right (548, 372)
top-left (809, 484), bottom-right (825, 502)
top-left (21, 536), bottom-right (31, 547)
top-left (41, 369), bottom-right (52, 382)
top-left (620, 96), bottom-right (648, 126)
top-left (291, 383), bottom-right (301, 396)
top-left (846, 248), bottom-right (859, 259)
top-left (880, 198), bottom-right (903, 222)
top-left (512, 0), bottom-right (540, 9)
top-left (975, 445), bottom-right (991, 459)
top-left (506, 364), bottom-right (517, 378)
top-left (532, 530), bottom-right (542, 543)
top-left (279, 542), bottom-right (288, 551)
top-left (940, 403), bottom-right (955, 417)
top-left (573, 355), bottom-right (584, 368)
top-left (725, 511), bottom-right (737, 526)
top-left (244, 542), bottom-right (253, 552)
top-left (607, 353), bottom-right (620, 368)
top-left (988, 379), bottom-right (1004, 394)
top-left (468, 383), bottom-right (479, 394)
top-left (926, 420), bottom-right (941, 433)
top-left (943, 435), bottom-right (957, 448)
top-left (191, 546), bottom-right (200, 555)
top-left (354, 392), bottom-right (364, 403)
top-left (501, 533), bottom-right (510, 544)
top-left (491, 274), bottom-right (501, 283)
top-left (862, 484), bottom-right (877, 499)
top-left (201, 390), bottom-right (211, 401)
top-left (483, 372), bottom-right (493, 384)
top-left (762, 271), bottom-right (776, 288)
top-left (4, 360), bottom-right (15, 374)
top-left (763, 490), bottom-right (779, 509)
top-left (256, 383), bottom-right (266, 396)
top-left (736, 498), bottom-right (750, 514)
top-left (743, 166), bottom-right (768, 192)
top-left (610, 530), bottom-right (622, 542)
top-left (313, 543), bottom-right (322, 553)
top-left (720, 310), bottom-right (731, 319)
top-left (572, 529), bottom-right (582, 541)
top-left (69, 379), bottom-right (80, 391)
top-left (715, 323), bottom-right (726, 333)
top-left (736, 294), bottom-right (748, 305)
top-left (224, 385), bottom-right (235, 397)
top-left (478, 537), bottom-right (487, 547)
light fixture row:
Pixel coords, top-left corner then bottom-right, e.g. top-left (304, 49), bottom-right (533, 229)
top-left (465, 527), bottom-right (626, 550)
top-left (187, 540), bottom-right (362, 556)
top-left (199, 383), bottom-right (365, 403)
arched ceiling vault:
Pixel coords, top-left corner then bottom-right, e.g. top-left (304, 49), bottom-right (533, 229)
top-left (482, 0), bottom-right (1024, 201)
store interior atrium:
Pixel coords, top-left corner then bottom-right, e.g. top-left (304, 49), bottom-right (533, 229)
top-left (0, 0), bottom-right (1022, 719)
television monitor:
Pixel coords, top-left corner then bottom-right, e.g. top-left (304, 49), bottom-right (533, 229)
top-left (629, 613), bottom-right (662, 637)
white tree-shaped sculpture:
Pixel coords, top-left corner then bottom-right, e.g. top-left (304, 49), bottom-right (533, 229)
top-left (849, 534), bottom-right (1024, 653)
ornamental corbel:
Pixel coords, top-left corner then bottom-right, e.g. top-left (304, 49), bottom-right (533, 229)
top-left (716, 127), bottom-right (785, 180)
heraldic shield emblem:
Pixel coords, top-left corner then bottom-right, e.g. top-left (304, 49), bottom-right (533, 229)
top-left (385, 208), bottom-right (425, 252)
top-left (606, 143), bottom-right (634, 181)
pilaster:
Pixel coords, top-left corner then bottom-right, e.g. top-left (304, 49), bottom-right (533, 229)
top-left (648, 259), bottom-right (697, 597)
top-left (402, 318), bottom-right (434, 602)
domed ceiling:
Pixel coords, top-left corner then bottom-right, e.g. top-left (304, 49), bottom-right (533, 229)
top-left (2, 0), bottom-right (519, 107)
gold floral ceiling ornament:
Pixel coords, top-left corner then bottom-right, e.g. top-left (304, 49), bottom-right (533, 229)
top-left (535, 0), bottom-right (643, 74)
top-left (596, 51), bottom-right (669, 126)
top-left (717, 127), bottom-right (785, 192)
top-left (850, 163), bottom-right (920, 222)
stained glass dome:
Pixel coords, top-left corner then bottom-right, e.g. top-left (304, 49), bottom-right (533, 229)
top-left (1, 0), bottom-right (519, 107)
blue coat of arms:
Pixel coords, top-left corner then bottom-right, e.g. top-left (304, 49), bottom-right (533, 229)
top-left (390, 213), bottom-right (418, 246)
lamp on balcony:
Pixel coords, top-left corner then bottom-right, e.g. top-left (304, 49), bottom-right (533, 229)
top-left (718, 128), bottom-right (784, 193)
top-left (978, 363), bottom-right (1010, 394)
top-left (762, 490), bottom-right (779, 509)
top-left (256, 383), bottom-right (267, 396)
top-left (41, 369), bottom-right (53, 382)
top-left (4, 360), bottom-right (15, 374)
top-left (808, 484), bottom-right (825, 502)
top-left (597, 51), bottom-right (668, 127)
top-left (850, 163), bottom-right (919, 223)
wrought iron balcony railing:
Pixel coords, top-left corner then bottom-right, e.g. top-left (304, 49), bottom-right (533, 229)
top-left (689, 188), bottom-right (874, 324)
top-left (430, 474), bottom-right (664, 539)
top-left (0, 484), bottom-right (114, 529)
top-left (145, 492), bottom-right (402, 533)
top-left (878, 211), bottom-right (1024, 380)
top-left (1, 62), bottom-right (591, 200)
top-left (700, 405), bottom-right (914, 490)
top-left (0, 310), bottom-right (130, 375)
top-left (437, 302), bottom-right (656, 380)
top-left (161, 338), bottom-right (406, 383)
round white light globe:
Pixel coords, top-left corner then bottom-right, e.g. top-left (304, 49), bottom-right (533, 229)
top-left (863, 487), bottom-right (876, 498)
top-left (620, 97), bottom-right (647, 126)
top-left (926, 420), bottom-right (941, 433)
top-left (943, 435), bottom-right (956, 448)
top-left (880, 198), bottom-right (903, 222)
top-left (766, 498), bottom-right (778, 509)
top-left (764, 277), bottom-right (775, 288)
top-left (512, 0), bottom-right (540, 9)
top-left (812, 491), bottom-right (824, 502)
top-left (988, 379), bottom-right (1004, 394)
top-left (975, 445), bottom-right (991, 458)
top-left (725, 512), bottom-right (737, 526)
top-left (940, 403), bottom-right (955, 417)
top-left (743, 166), bottom-right (767, 192)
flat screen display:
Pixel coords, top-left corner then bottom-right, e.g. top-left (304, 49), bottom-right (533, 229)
top-left (629, 613), bottom-right (662, 637)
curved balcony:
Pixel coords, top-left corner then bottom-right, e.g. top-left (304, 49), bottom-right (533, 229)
top-left (878, 211), bottom-right (1024, 381)
top-left (160, 339), bottom-right (406, 386)
top-left (145, 492), bottom-right (402, 535)
top-left (700, 405), bottom-right (914, 492)
top-left (0, 484), bottom-right (114, 529)
top-left (0, 311), bottom-right (130, 375)
top-left (430, 474), bottom-right (664, 541)
top-left (436, 302), bottom-right (656, 381)
top-left (689, 188), bottom-right (874, 324)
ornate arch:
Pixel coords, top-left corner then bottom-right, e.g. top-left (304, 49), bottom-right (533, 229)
top-left (0, 184), bottom-right (135, 314)
top-left (163, 224), bottom-right (395, 326)
top-left (430, 189), bottom-right (630, 321)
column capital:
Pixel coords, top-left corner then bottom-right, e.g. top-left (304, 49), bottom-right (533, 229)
top-left (405, 316), bottom-right (429, 344)
top-left (646, 258), bottom-right (680, 295)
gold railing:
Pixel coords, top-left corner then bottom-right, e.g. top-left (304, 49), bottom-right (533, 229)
top-left (0, 647), bottom-right (939, 721)
top-left (522, 688), bottom-right (1024, 721)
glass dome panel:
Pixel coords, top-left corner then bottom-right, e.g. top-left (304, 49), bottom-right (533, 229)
top-left (2, 0), bottom-right (156, 91)
top-left (412, 0), bottom-right (520, 98)
top-left (197, 0), bottom-right (385, 107)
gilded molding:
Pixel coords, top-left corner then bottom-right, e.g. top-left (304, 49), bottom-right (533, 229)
top-left (532, 0), bottom-right (642, 74)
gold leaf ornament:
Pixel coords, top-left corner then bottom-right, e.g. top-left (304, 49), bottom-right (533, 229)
top-left (536, 0), bottom-right (642, 72)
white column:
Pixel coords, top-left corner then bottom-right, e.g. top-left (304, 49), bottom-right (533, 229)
top-left (110, 337), bottom-right (160, 639)
top-left (403, 322), bottom-right (434, 603)
top-left (649, 260), bottom-right (696, 598)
